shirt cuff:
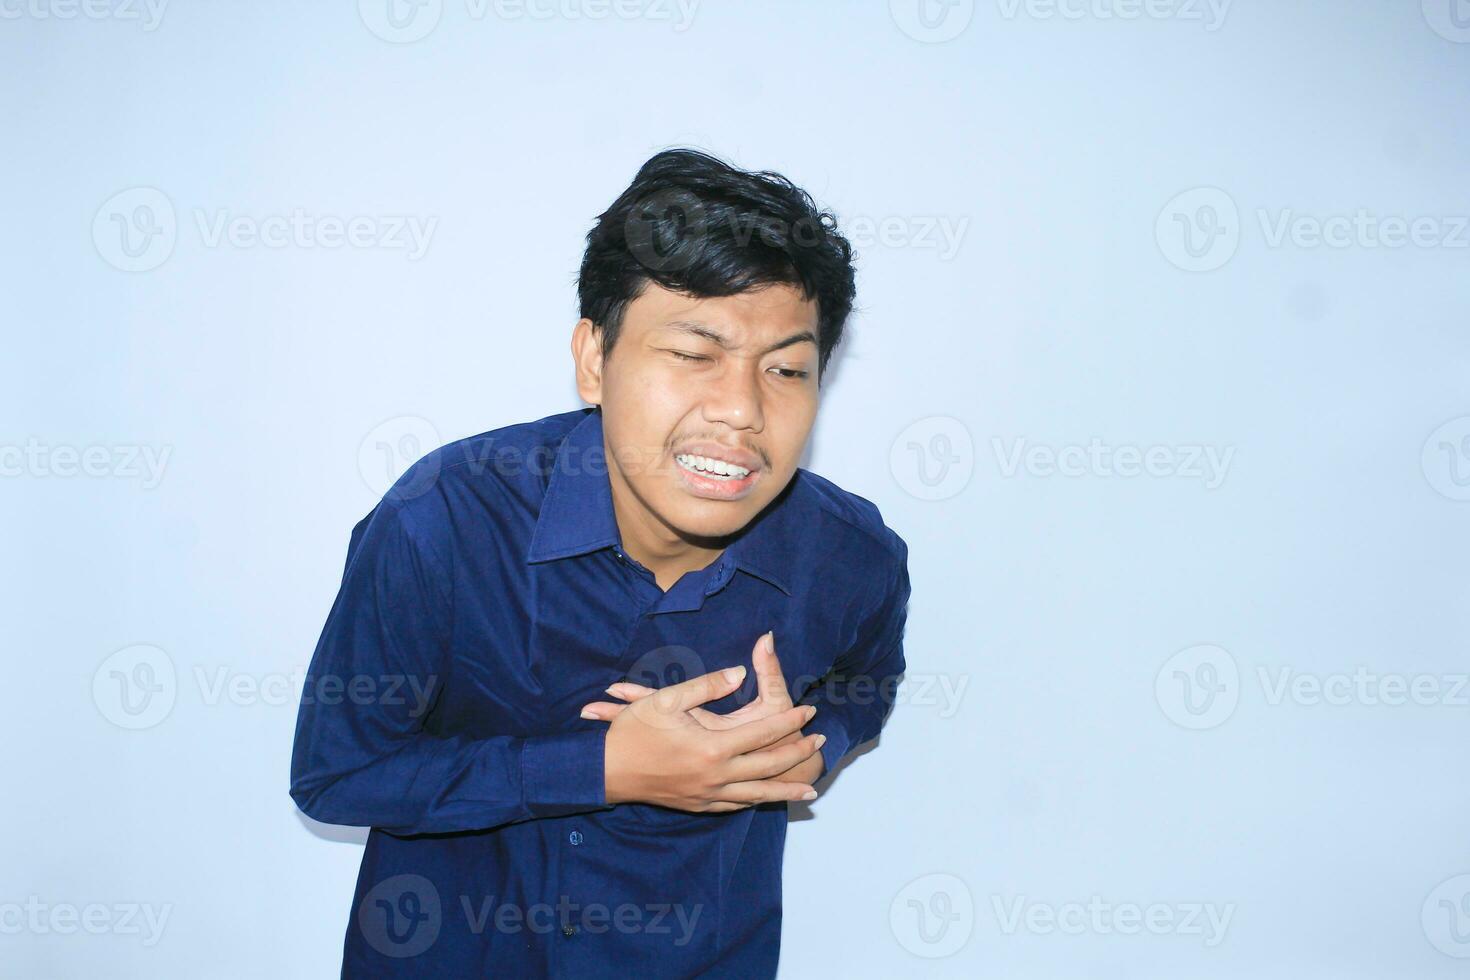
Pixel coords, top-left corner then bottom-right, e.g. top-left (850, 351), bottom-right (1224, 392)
top-left (802, 709), bottom-right (850, 777)
top-left (521, 727), bottom-right (611, 810)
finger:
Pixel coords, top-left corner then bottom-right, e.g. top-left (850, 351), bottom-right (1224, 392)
top-left (725, 733), bottom-right (826, 782)
top-left (702, 801), bottom-right (752, 813)
top-left (687, 706), bottom-right (733, 729)
top-left (605, 682), bottom-right (656, 701)
top-left (714, 778), bottom-right (818, 805)
top-left (719, 704), bottom-right (816, 756)
top-left (654, 664), bottom-right (746, 714)
top-left (578, 702), bottom-right (628, 721)
top-left (749, 631), bottom-right (793, 707)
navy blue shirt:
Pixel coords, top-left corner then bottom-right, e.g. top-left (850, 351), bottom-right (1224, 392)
top-left (289, 406), bottom-right (911, 978)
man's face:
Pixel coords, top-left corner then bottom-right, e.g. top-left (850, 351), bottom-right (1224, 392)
top-left (574, 281), bottom-right (821, 544)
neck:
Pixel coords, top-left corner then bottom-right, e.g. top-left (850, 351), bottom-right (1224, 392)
top-left (606, 459), bottom-right (729, 592)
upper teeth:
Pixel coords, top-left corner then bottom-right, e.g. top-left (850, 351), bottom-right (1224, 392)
top-left (677, 453), bottom-right (750, 478)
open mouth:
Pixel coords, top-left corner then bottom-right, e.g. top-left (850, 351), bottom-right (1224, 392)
top-left (674, 453), bottom-right (760, 499)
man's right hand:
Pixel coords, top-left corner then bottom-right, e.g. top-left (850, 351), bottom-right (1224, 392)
top-left (602, 664), bottom-right (824, 813)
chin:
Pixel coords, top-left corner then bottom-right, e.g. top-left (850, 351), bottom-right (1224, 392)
top-left (666, 500), bottom-right (758, 542)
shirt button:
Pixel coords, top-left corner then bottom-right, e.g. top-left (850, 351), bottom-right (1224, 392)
top-left (569, 830), bottom-right (583, 846)
top-left (562, 924), bottom-right (578, 937)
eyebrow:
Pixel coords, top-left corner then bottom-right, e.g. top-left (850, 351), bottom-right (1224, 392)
top-left (662, 320), bottom-right (818, 357)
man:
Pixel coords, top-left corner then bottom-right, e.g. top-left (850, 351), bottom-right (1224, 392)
top-left (289, 148), bottom-right (913, 977)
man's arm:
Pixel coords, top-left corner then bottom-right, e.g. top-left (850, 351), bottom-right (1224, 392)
top-left (797, 539), bottom-right (911, 776)
top-left (288, 501), bottom-right (612, 837)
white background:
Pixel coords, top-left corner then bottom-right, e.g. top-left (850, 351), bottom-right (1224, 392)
top-left (4, 1), bottom-right (1470, 976)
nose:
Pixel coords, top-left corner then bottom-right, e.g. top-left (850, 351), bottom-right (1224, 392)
top-left (700, 360), bottom-right (765, 432)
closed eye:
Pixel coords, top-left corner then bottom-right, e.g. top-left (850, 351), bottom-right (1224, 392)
top-left (666, 350), bottom-right (709, 363)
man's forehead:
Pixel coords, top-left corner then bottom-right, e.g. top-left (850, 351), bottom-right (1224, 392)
top-left (633, 286), bottom-right (818, 342)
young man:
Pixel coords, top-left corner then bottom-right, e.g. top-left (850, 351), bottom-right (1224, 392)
top-left (289, 148), bottom-right (912, 977)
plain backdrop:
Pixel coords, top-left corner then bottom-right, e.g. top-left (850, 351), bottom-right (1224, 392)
top-left (4, 1), bottom-right (1470, 977)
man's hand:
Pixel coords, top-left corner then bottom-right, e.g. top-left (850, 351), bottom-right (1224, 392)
top-left (599, 660), bottom-right (825, 813)
top-left (584, 632), bottom-right (828, 792)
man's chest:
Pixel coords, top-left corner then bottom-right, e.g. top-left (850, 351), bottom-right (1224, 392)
top-left (431, 548), bottom-right (852, 738)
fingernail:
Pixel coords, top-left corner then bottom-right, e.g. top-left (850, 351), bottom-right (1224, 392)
top-left (801, 789), bottom-right (817, 800)
top-left (814, 734), bottom-right (827, 748)
top-left (604, 685), bottom-right (621, 696)
top-left (579, 709), bottom-right (597, 720)
top-left (723, 666), bottom-right (746, 683)
top-left (805, 705), bottom-right (817, 719)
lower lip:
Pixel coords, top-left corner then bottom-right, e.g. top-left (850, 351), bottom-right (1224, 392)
top-left (674, 457), bottom-right (760, 500)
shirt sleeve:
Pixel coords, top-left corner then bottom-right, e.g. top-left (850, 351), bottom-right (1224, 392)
top-left (797, 538), bottom-right (911, 775)
top-left (288, 500), bottom-right (614, 836)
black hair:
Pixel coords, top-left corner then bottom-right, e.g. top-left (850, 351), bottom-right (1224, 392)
top-left (577, 148), bottom-right (856, 381)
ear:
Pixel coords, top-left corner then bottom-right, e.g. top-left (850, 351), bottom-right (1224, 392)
top-left (571, 318), bottom-right (605, 406)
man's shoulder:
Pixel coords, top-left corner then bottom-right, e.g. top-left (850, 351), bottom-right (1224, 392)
top-left (373, 408), bottom-right (589, 535)
top-left (790, 468), bottom-right (909, 570)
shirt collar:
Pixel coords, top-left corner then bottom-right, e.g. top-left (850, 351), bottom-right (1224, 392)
top-left (524, 408), bottom-right (796, 596)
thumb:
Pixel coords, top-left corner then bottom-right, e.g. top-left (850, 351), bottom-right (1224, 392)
top-left (750, 631), bottom-right (790, 705)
